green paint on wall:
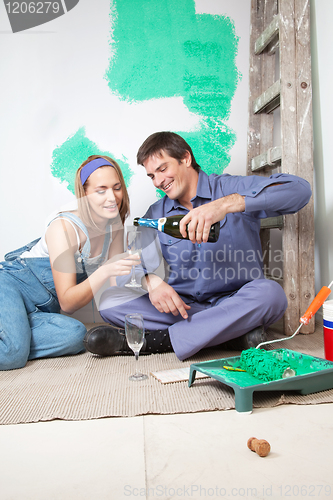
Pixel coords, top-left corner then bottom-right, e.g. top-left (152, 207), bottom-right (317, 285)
top-left (51, 0), bottom-right (240, 194)
top-left (51, 127), bottom-right (131, 194)
top-left (105, 0), bottom-right (240, 174)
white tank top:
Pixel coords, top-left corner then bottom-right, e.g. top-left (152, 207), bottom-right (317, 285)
top-left (21, 213), bottom-right (112, 269)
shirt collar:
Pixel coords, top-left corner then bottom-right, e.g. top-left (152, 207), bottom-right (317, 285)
top-left (164, 170), bottom-right (212, 214)
top-left (194, 170), bottom-right (212, 200)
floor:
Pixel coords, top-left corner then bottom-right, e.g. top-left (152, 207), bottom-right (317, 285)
top-left (1, 403), bottom-right (332, 500)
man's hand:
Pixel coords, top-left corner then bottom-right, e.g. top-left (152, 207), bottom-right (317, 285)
top-left (180, 194), bottom-right (245, 244)
top-left (144, 275), bottom-right (191, 319)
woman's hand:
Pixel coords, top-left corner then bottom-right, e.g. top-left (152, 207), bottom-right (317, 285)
top-left (102, 251), bottom-right (141, 278)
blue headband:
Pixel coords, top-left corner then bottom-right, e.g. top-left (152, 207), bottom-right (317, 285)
top-left (80, 158), bottom-right (113, 185)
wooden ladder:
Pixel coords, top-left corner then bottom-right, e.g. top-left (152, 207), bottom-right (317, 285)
top-left (247, 0), bottom-right (315, 336)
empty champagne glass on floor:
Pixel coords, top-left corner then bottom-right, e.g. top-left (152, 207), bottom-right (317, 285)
top-left (125, 313), bottom-right (148, 381)
top-left (125, 229), bottom-right (142, 288)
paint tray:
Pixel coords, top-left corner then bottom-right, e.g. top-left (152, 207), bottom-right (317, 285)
top-left (188, 349), bottom-right (333, 413)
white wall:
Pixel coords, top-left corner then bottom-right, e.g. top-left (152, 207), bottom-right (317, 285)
top-left (311, 0), bottom-right (333, 292)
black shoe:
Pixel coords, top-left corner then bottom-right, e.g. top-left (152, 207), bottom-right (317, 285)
top-left (83, 325), bottom-right (131, 356)
top-left (83, 324), bottom-right (173, 356)
top-left (224, 326), bottom-right (266, 351)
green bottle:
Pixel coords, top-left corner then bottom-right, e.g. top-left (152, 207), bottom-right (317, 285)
top-left (133, 215), bottom-right (220, 242)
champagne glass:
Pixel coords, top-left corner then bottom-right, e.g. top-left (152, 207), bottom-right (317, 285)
top-left (125, 229), bottom-right (142, 288)
top-left (125, 313), bottom-right (148, 381)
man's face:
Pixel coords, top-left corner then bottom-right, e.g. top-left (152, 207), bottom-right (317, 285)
top-left (143, 151), bottom-right (192, 202)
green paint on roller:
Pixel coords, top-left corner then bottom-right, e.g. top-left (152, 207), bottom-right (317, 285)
top-left (240, 348), bottom-right (296, 382)
top-left (105, 0), bottom-right (240, 174)
top-left (51, 127), bottom-right (131, 194)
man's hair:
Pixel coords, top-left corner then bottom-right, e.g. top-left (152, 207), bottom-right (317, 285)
top-left (137, 131), bottom-right (201, 172)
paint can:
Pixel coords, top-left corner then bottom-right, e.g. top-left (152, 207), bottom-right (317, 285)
top-left (323, 300), bottom-right (333, 361)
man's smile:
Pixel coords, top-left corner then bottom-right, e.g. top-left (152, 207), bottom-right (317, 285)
top-left (162, 180), bottom-right (174, 192)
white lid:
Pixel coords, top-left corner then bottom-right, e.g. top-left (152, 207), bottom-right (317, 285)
top-left (323, 299), bottom-right (333, 310)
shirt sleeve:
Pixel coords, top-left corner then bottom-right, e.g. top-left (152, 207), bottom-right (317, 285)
top-left (221, 173), bottom-right (312, 218)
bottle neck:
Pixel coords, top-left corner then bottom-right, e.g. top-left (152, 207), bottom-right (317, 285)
top-left (135, 217), bottom-right (167, 233)
top-left (135, 218), bottom-right (159, 230)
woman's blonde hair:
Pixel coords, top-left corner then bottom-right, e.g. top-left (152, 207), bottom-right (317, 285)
top-left (74, 155), bottom-right (130, 230)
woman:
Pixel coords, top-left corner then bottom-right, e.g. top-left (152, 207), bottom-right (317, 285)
top-left (0, 155), bottom-right (139, 370)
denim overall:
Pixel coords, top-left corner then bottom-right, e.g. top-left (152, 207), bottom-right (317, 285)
top-left (0, 213), bottom-right (111, 370)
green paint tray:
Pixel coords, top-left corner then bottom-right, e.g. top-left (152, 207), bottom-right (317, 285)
top-left (188, 349), bottom-right (333, 413)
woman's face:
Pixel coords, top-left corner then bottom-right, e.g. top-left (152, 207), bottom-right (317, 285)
top-left (84, 166), bottom-right (123, 225)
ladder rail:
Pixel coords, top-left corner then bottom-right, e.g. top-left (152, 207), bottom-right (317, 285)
top-left (247, 0), bottom-right (315, 336)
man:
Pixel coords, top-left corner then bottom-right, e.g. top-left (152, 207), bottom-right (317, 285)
top-left (84, 132), bottom-right (312, 360)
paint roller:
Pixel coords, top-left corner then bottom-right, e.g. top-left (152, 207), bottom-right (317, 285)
top-left (238, 282), bottom-right (333, 382)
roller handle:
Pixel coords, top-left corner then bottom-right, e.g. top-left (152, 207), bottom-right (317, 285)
top-left (300, 286), bottom-right (332, 325)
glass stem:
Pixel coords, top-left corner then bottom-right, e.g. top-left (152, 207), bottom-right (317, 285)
top-left (134, 351), bottom-right (139, 375)
top-left (130, 266), bottom-right (136, 284)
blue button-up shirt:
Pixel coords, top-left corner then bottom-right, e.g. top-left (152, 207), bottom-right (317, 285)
top-left (139, 171), bottom-right (311, 303)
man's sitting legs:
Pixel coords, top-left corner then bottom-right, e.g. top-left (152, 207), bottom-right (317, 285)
top-left (168, 278), bottom-right (287, 360)
top-left (85, 279), bottom-right (287, 360)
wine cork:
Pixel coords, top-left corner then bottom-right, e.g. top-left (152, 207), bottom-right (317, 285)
top-left (247, 437), bottom-right (271, 457)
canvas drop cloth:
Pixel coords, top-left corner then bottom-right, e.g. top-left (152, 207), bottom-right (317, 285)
top-left (1, 322), bottom-right (332, 425)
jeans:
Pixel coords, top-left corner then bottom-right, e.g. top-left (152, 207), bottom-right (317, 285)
top-left (0, 242), bottom-right (87, 370)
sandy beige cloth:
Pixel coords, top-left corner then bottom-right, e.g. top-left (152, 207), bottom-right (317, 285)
top-left (0, 322), bottom-right (332, 425)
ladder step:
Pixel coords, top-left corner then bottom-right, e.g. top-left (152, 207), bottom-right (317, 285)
top-left (253, 80), bottom-right (280, 114)
top-left (266, 38), bottom-right (279, 56)
top-left (251, 146), bottom-right (281, 171)
top-left (260, 216), bottom-right (283, 229)
top-left (255, 15), bottom-right (280, 55)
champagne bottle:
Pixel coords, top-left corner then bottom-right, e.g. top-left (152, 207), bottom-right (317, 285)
top-left (133, 215), bottom-right (220, 242)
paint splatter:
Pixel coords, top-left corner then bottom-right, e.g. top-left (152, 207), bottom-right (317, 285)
top-left (51, 127), bottom-right (131, 194)
top-left (105, 0), bottom-right (240, 174)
